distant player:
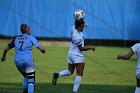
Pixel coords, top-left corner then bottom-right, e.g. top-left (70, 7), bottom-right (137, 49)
top-left (1, 24), bottom-right (46, 93)
top-left (117, 43), bottom-right (140, 93)
top-left (52, 19), bottom-right (95, 93)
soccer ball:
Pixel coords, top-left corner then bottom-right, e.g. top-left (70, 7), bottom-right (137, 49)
top-left (74, 9), bottom-right (85, 20)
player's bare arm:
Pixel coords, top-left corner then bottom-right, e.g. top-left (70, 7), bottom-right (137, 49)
top-left (37, 45), bottom-right (46, 53)
top-left (1, 46), bottom-right (10, 62)
top-left (117, 49), bottom-right (134, 60)
top-left (78, 45), bottom-right (95, 51)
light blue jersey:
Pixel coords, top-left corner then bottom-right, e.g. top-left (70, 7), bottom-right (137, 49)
top-left (8, 34), bottom-right (40, 61)
top-left (7, 34), bottom-right (40, 93)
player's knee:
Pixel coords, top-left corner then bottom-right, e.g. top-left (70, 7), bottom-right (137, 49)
top-left (26, 68), bottom-right (35, 84)
top-left (26, 68), bottom-right (35, 78)
top-left (67, 70), bottom-right (73, 75)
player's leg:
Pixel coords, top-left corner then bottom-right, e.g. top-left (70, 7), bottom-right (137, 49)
top-left (73, 63), bottom-right (85, 93)
top-left (52, 63), bottom-right (75, 86)
top-left (25, 67), bottom-right (35, 93)
top-left (23, 60), bottom-right (35, 93)
top-left (59, 63), bottom-right (75, 76)
top-left (23, 77), bottom-right (28, 93)
top-left (135, 76), bottom-right (140, 93)
top-left (17, 68), bottom-right (28, 93)
top-left (18, 70), bottom-right (28, 93)
top-left (52, 53), bottom-right (75, 86)
top-left (14, 60), bottom-right (28, 93)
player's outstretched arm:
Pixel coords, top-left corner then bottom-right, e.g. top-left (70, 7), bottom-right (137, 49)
top-left (1, 46), bottom-right (10, 62)
top-left (117, 49), bottom-right (134, 60)
top-left (78, 45), bottom-right (95, 51)
top-left (37, 45), bottom-right (46, 54)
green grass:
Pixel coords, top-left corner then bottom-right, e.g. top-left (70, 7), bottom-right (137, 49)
top-left (0, 42), bottom-right (136, 93)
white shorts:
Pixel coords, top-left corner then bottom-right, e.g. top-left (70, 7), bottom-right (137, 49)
top-left (67, 53), bottom-right (85, 64)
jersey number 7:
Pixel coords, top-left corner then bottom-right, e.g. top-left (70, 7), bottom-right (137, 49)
top-left (19, 41), bottom-right (24, 51)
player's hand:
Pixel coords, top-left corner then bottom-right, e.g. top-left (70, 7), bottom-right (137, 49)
top-left (84, 24), bottom-right (87, 28)
top-left (1, 57), bottom-right (6, 62)
top-left (92, 46), bottom-right (95, 51)
top-left (117, 55), bottom-right (121, 60)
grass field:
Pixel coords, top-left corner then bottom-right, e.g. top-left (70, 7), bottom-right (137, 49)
top-left (0, 41), bottom-right (136, 93)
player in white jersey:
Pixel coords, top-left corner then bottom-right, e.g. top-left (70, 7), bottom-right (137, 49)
top-left (52, 19), bottom-right (95, 93)
top-left (117, 43), bottom-right (140, 93)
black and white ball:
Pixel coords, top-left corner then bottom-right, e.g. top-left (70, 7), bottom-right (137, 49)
top-left (74, 9), bottom-right (85, 20)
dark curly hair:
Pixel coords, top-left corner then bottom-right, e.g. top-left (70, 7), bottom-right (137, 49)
top-left (75, 19), bottom-right (84, 27)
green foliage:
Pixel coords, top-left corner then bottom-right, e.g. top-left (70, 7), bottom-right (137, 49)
top-left (0, 44), bottom-right (136, 93)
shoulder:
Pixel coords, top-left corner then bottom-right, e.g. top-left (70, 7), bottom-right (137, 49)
top-left (71, 26), bottom-right (75, 30)
top-left (28, 35), bottom-right (39, 43)
top-left (131, 43), bottom-right (140, 51)
top-left (28, 34), bottom-right (36, 39)
top-left (132, 43), bottom-right (140, 47)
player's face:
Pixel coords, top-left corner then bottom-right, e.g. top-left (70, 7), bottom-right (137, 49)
top-left (26, 25), bottom-right (30, 34)
top-left (79, 23), bottom-right (85, 32)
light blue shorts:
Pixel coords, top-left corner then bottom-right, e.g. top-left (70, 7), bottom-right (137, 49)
top-left (14, 59), bottom-right (35, 76)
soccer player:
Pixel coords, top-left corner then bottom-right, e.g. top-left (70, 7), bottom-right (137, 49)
top-left (117, 43), bottom-right (140, 93)
top-left (52, 19), bottom-right (95, 93)
top-left (1, 24), bottom-right (46, 93)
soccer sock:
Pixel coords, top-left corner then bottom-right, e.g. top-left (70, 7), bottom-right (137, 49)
top-left (73, 75), bottom-right (82, 92)
top-left (59, 70), bottom-right (71, 76)
top-left (135, 87), bottom-right (140, 93)
top-left (28, 83), bottom-right (34, 93)
top-left (28, 79), bottom-right (34, 93)
top-left (23, 77), bottom-right (28, 89)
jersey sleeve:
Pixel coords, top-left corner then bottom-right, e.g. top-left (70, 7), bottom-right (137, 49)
top-left (131, 43), bottom-right (139, 52)
top-left (30, 36), bottom-right (40, 48)
top-left (8, 38), bottom-right (15, 49)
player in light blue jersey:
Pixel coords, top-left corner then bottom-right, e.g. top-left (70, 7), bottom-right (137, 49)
top-left (52, 19), bottom-right (95, 93)
top-left (1, 24), bottom-right (46, 93)
top-left (117, 43), bottom-right (140, 93)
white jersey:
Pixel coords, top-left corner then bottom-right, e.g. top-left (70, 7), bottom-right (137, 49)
top-left (68, 26), bottom-right (84, 56)
top-left (131, 43), bottom-right (140, 74)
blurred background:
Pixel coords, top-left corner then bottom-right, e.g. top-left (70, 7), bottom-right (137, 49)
top-left (0, 0), bottom-right (140, 46)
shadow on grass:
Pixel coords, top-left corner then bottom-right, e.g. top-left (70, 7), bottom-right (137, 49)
top-left (0, 82), bottom-right (135, 93)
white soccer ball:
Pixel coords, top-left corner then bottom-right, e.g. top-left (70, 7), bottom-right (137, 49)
top-left (74, 9), bottom-right (85, 20)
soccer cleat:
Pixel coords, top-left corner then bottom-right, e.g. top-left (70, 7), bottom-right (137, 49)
top-left (52, 73), bottom-right (59, 86)
top-left (23, 88), bottom-right (28, 93)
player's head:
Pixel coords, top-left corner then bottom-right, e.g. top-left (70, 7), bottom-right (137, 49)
top-left (75, 19), bottom-right (85, 32)
top-left (20, 24), bottom-right (30, 34)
